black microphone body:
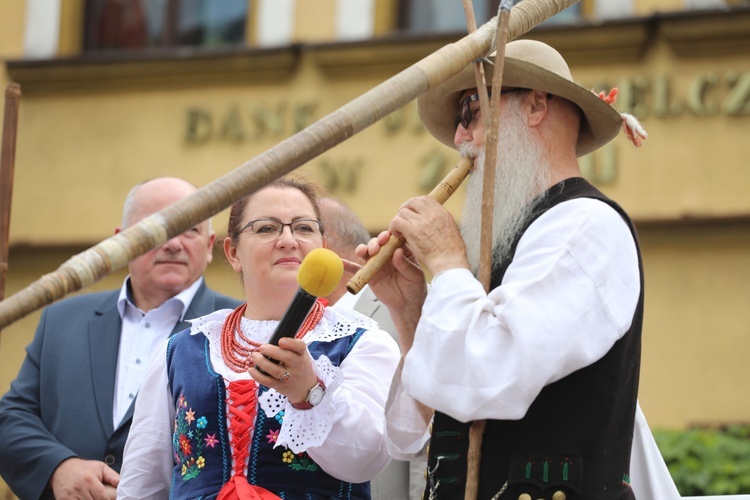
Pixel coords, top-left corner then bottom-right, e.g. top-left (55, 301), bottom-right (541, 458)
top-left (256, 288), bottom-right (318, 374)
top-left (267, 287), bottom-right (317, 346)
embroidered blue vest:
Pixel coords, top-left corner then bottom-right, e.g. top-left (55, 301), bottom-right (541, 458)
top-left (166, 327), bottom-right (371, 500)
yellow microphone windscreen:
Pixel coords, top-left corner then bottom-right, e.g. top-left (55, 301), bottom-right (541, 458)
top-left (297, 248), bottom-right (344, 297)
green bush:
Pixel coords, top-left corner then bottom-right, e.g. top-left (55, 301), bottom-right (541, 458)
top-left (653, 425), bottom-right (750, 495)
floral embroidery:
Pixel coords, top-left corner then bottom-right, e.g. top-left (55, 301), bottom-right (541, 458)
top-left (173, 393), bottom-right (209, 481)
top-left (179, 435), bottom-right (192, 456)
top-left (204, 433), bottom-right (218, 448)
top-left (279, 449), bottom-right (319, 472)
top-left (268, 411), bottom-right (319, 471)
top-left (266, 429), bottom-right (279, 444)
top-left (286, 451), bottom-right (320, 472)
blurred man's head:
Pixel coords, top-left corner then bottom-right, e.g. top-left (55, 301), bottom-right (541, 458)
top-left (318, 197), bottom-right (371, 303)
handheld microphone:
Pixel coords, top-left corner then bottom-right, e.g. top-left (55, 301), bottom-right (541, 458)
top-left (266, 248), bottom-right (344, 347)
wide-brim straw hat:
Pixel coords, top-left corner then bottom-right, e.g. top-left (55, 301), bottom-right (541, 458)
top-left (417, 39), bottom-right (622, 157)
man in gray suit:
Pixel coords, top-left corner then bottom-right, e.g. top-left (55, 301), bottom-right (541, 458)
top-left (0, 177), bottom-right (241, 499)
top-left (320, 197), bottom-right (425, 500)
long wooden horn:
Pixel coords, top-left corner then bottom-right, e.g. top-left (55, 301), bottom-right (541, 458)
top-left (0, 0), bottom-right (580, 331)
top-left (346, 157), bottom-right (474, 295)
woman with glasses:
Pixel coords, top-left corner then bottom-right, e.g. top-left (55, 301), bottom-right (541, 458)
top-left (117, 177), bottom-right (400, 499)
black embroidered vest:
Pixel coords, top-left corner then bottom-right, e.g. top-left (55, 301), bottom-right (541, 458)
top-left (425, 178), bottom-right (643, 500)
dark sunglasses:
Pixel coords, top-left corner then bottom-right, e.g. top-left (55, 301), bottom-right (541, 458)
top-left (455, 88), bottom-right (522, 129)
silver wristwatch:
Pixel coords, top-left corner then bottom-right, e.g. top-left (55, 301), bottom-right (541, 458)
top-left (291, 377), bottom-right (326, 410)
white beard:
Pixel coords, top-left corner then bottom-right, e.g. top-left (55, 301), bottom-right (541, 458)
top-left (459, 100), bottom-right (552, 274)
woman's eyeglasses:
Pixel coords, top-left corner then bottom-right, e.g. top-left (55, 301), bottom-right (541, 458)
top-left (455, 88), bottom-right (522, 130)
top-left (237, 218), bottom-right (322, 242)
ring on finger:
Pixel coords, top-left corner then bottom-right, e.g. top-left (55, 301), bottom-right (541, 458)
top-left (280, 371), bottom-right (290, 383)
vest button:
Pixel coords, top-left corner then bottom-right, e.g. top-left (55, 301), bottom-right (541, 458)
top-left (518, 494), bottom-right (532, 500)
top-left (104, 454), bottom-right (116, 466)
top-left (552, 492), bottom-right (567, 500)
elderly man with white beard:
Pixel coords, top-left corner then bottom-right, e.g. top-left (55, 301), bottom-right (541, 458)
top-left (355, 40), bottom-right (652, 500)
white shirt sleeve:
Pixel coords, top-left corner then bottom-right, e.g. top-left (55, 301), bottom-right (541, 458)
top-left (117, 339), bottom-right (173, 499)
top-left (400, 198), bottom-right (641, 422)
top-left (305, 328), bottom-right (401, 483)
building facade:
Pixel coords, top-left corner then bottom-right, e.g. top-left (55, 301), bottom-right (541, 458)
top-left (1, 0), bottom-right (750, 496)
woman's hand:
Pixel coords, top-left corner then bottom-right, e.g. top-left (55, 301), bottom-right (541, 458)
top-left (249, 338), bottom-right (317, 405)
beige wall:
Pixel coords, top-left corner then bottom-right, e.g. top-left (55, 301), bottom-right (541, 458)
top-left (638, 223), bottom-right (750, 427)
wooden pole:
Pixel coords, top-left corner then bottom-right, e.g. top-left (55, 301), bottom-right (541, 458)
top-left (0, 0), bottom-right (580, 331)
top-left (0, 83), bottom-right (22, 340)
top-left (460, 2), bottom-right (494, 498)
top-left (462, 0), bottom-right (492, 128)
top-left (464, 0), bottom-right (517, 496)
top-left (477, 2), bottom-right (516, 292)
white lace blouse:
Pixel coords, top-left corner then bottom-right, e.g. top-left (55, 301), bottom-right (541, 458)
top-left (117, 306), bottom-right (401, 499)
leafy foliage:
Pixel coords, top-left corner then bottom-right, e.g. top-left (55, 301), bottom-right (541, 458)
top-left (653, 425), bottom-right (750, 495)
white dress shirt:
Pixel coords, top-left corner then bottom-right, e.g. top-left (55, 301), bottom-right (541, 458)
top-left (630, 404), bottom-right (682, 500)
top-left (113, 277), bottom-right (202, 428)
top-left (331, 289), bottom-right (359, 310)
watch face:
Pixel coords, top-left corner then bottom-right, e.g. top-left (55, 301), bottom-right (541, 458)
top-left (308, 384), bottom-right (325, 406)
